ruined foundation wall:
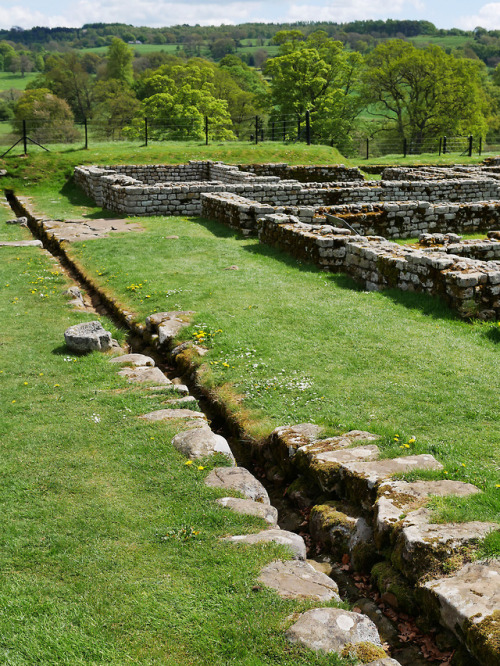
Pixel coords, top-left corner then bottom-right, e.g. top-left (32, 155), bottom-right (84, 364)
top-left (257, 215), bottom-right (500, 320)
top-left (239, 163), bottom-right (365, 182)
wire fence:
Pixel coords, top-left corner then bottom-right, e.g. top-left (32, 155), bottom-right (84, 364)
top-left (0, 112), bottom-right (313, 156)
top-left (0, 115), bottom-right (497, 160)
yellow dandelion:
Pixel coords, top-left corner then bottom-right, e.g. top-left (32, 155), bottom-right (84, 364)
top-left (184, 460), bottom-right (193, 466)
top-left (197, 466), bottom-right (205, 471)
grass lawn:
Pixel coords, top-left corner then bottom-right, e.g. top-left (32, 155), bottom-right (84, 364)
top-left (2, 143), bottom-right (499, 558)
top-left (0, 142), bottom-right (348, 192)
top-left (0, 225), bottom-right (351, 664)
top-left (50, 214), bottom-right (498, 548)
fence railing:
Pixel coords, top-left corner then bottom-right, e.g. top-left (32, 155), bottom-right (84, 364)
top-left (0, 115), bottom-right (499, 160)
top-left (357, 134), bottom-right (483, 159)
top-left (0, 112), bottom-right (314, 156)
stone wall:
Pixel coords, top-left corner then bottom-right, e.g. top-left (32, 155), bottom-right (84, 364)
top-left (201, 193), bottom-right (316, 235)
top-left (310, 178), bottom-right (500, 205)
top-left (238, 163), bottom-right (364, 182)
top-left (99, 161), bottom-right (210, 183)
top-left (200, 189), bottom-right (500, 240)
top-left (316, 200), bottom-right (500, 239)
top-left (257, 214), bottom-right (500, 320)
top-left (75, 162), bottom-right (500, 220)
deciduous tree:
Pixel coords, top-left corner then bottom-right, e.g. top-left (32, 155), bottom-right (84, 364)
top-left (363, 40), bottom-right (489, 145)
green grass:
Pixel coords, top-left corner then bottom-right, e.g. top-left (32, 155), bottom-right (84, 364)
top-left (394, 233), bottom-right (488, 245)
top-left (351, 152), bottom-right (486, 167)
top-left (0, 193), bottom-right (31, 241)
top-left (40, 213), bottom-right (497, 535)
top-left (0, 71), bottom-right (38, 91)
top-left (410, 35), bottom-right (471, 50)
top-left (0, 141), bottom-right (347, 193)
top-left (0, 240), bottom-right (351, 664)
top-left (81, 44), bottom-right (182, 55)
top-left (3, 142), bottom-right (499, 548)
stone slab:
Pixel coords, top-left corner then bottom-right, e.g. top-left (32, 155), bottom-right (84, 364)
top-left (312, 445), bottom-right (380, 465)
top-left (40, 218), bottom-right (143, 242)
top-left (375, 480), bottom-right (480, 545)
top-left (394, 507), bottom-right (498, 581)
top-left (286, 607), bottom-right (381, 653)
top-left (118, 366), bottom-right (171, 385)
top-left (258, 560), bottom-right (340, 601)
top-left (205, 466), bottom-right (270, 504)
top-left (217, 497), bottom-right (278, 526)
top-left (0, 240), bottom-right (42, 247)
top-left (64, 320), bottom-right (112, 353)
top-left (171, 426), bottom-right (234, 463)
top-left (224, 529), bottom-right (307, 560)
top-left (109, 353), bottom-right (155, 367)
top-left (141, 409), bottom-right (207, 423)
top-left (339, 455), bottom-right (443, 509)
top-left (422, 561), bottom-right (500, 665)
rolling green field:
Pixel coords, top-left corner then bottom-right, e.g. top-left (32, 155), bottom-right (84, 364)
top-left (410, 34), bottom-right (471, 50)
top-left (0, 71), bottom-right (38, 91)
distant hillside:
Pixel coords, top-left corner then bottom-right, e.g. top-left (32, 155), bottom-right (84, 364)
top-left (1, 20), bottom-right (500, 67)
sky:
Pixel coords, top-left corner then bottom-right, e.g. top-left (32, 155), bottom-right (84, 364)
top-left (1, 0), bottom-right (500, 32)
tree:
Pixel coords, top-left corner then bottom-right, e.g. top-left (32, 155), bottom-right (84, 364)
top-left (264, 30), bottom-right (363, 153)
top-left (210, 38), bottom-right (236, 60)
top-left (13, 88), bottom-right (79, 143)
top-left (127, 62), bottom-right (234, 141)
top-left (92, 79), bottom-right (141, 138)
top-left (363, 40), bottom-right (489, 146)
top-left (38, 52), bottom-right (94, 120)
top-left (105, 37), bottom-right (134, 84)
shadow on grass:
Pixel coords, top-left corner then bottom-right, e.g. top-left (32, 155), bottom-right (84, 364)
top-left (218, 224), bottom-right (463, 323)
top-left (377, 287), bottom-right (460, 322)
top-left (484, 325), bottom-right (500, 344)
top-left (51, 344), bottom-right (72, 356)
top-left (60, 179), bottom-right (117, 219)
top-left (193, 216), bottom-right (244, 240)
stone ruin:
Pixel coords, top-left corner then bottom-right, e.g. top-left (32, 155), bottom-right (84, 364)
top-left (75, 160), bottom-right (500, 320)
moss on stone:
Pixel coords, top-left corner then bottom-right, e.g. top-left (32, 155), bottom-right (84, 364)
top-left (371, 561), bottom-right (417, 615)
top-left (351, 540), bottom-right (379, 573)
top-left (340, 641), bottom-right (387, 662)
top-left (464, 610), bottom-right (500, 665)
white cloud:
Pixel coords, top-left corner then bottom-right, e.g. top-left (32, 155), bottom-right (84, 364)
top-left (285, 0), bottom-right (424, 23)
top-left (0, 1), bottom-right (265, 29)
top-left (456, 3), bottom-right (500, 30)
top-left (0, 7), bottom-right (69, 29)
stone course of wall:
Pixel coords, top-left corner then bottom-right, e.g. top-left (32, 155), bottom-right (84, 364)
top-left (315, 200), bottom-right (500, 238)
top-left (256, 214), bottom-right (500, 320)
top-left (237, 163), bottom-right (364, 182)
top-left (201, 192), bottom-right (500, 240)
top-left (76, 162), bottom-right (500, 220)
top-left (74, 164), bottom-right (309, 216)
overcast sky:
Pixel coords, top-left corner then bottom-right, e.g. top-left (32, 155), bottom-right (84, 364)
top-left (1, 1), bottom-right (500, 32)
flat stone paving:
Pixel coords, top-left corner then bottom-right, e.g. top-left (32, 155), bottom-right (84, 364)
top-left (42, 218), bottom-right (143, 242)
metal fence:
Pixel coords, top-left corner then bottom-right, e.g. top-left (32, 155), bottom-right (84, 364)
top-left (0, 115), bottom-right (496, 160)
top-left (0, 112), bottom-right (314, 157)
top-left (357, 134), bottom-right (480, 159)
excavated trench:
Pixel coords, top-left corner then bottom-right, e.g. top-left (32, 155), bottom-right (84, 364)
top-left (5, 189), bottom-right (469, 666)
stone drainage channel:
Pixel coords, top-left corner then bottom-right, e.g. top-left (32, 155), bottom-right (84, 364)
top-left (5, 190), bottom-right (484, 666)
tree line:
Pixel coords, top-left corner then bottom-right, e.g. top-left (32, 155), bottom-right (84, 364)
top-left (3, 19), bottom-right (500, 67)
top-left (4, 30), bottom-right (499, 155)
